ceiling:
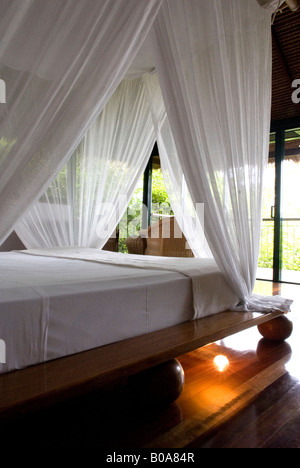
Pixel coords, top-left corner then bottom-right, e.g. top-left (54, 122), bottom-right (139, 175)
top-left (271, 4), bottom-right (300, 123)
top-left (129, 4), bottom-right (300, 126)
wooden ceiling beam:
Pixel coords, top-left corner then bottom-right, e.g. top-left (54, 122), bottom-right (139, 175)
top-left (272, 28), bottom-right (300, 115)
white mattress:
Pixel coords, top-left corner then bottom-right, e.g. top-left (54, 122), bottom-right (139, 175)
top-left (0, 249), bottom-right (239, 374)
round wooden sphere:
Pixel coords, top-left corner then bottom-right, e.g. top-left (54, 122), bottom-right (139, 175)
top-left (257, 315), bottom-right (293, 341)
top-left (129, 358), bottom-right (185, 406)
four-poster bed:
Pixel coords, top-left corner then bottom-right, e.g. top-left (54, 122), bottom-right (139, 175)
top-left (0, 0), bottom-right (294, 421)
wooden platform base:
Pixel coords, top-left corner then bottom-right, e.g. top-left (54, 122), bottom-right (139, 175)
top-left (0, 309), bottom-right (289, 421)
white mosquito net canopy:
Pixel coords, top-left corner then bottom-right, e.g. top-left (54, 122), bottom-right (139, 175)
top-left (0, 0), bottom-right (291, 312)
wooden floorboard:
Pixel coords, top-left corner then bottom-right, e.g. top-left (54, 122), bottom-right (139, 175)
top-left (0, 280), bottom-right (299, 449)
top-left (263, 405), bottom-right (300, 449)
top-left (188, 374), bottom-right (300, 448)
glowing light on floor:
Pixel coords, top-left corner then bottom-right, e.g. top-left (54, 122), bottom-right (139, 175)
top-left (213, 355), bottom-right (230, 372)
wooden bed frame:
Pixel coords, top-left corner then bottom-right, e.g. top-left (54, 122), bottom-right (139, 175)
top-left (0, 308), bottom-right (290, 422)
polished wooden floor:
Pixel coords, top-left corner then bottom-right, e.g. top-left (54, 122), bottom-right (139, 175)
top-left (1, 281), bottom-right (299, 449)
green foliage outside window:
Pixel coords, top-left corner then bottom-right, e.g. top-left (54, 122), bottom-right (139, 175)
top-left (119, 168), bottom-right (173, 253)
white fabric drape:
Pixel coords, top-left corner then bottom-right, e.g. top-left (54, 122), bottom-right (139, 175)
top-left (151, 0), bottom-right (291, 311)
top-left (143, 73), bottom-right (212, 258)
top-left (19, 72), bottom-right (213, 255)
top-left (16, 78), bottom-right (155, 248)
top-left (256, 0), bottom-right (285, 12)
top-left (0, 0), bottom-right (162, 245)
top-left (1, 0), bottom-right (293, 315)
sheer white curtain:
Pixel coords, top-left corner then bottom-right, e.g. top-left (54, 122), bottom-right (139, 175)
top-left (256, 0), bottom-right (285, 12)
top-left (0, 0), bottom-right (162, 245)
top-left (151, 0), bottom-right (291, 311)
top-left (144, 72), bottom-right (212, 258)
top-left (16, 78), bottom-right (155, 249)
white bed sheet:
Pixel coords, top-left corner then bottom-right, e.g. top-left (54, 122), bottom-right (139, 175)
top-left (0, 249), bottom-right (238, 374)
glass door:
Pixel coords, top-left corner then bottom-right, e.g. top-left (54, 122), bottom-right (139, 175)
top-left (258, 128), bottom-right (300, 285)
top-left (281, 128), bottom-right (300, 283)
